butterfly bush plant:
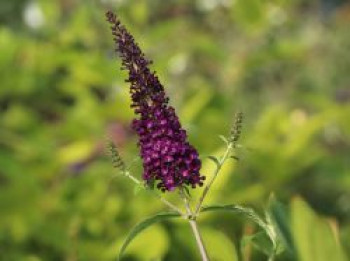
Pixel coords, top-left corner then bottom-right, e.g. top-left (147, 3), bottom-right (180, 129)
top-left (105, 11), bottom-right (285, 261)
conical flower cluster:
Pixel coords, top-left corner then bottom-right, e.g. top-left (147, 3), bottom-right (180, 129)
top-left (106, 11), bottom-right (205, 191)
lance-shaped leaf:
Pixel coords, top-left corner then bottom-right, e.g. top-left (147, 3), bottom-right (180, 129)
top-left (241, 231), bottom-right (274, 256)
top-left (207, 155), bottom-right (220, 168)
top-left (118, 211), bottom-right (181, 260)
top-left (267, 195), bottom-right (295, 255)
top-left (201, 204), bottom-right (281, 260)
top-left (218, 135), bottom-right (229, 145)
top-left (200, 204), bottom-right (267, 230)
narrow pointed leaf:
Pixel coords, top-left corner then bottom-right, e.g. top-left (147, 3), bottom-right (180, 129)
top-left (202, 204), bottom-right (282, 260)
top-left (200, 204), bottom-right (267, 230)
top-left (207, 155), bottom-right (220, 168)
top-left (230, 155), bottom-right (240, 161)
top-left (118, 211), bottom-right (181, 260)
top-left (267, 195), bottom-right (295, 255)
top-left (251, 231), bottom-right (274, 256)
top-left (183, 186), bottom-right (192, 198)
top-left (241, 232), bottom-right (273, 257)
top-left (218, 135), bottom-right (229, 145)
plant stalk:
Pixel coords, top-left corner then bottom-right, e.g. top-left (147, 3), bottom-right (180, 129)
top-left (180, 188), bottom-right (210, 261)
top-left (194, 143), bottom-right (232, 216)
top-left (189, 220), bottom-right (210, 261)
top-left (124, 170), bottom-right (185, 216)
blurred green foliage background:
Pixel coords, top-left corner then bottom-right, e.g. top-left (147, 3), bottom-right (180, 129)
top-left (1, 0), bottom-right (350, 260)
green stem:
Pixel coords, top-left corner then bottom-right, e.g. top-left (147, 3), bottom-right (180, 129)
top-left (180, 188), bottom-right (210, 261)
top-left (123, 171), bottom-right (185, 216)
top-left (189, 220), bottom-right (210, 261)
top-left (194, 143), bottom-right (233, 216)
top-left (124, 171), bottom-right (142, 185)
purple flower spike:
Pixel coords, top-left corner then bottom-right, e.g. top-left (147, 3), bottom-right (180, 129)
top-left (106, 11), bottom-right (205, 192)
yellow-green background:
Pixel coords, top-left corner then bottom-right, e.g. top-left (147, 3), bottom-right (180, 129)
top-left (1, 0), bottom-right (350, 260)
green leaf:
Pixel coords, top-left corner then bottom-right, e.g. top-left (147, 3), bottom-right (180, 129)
top-left (267, 195), bottom-right (295, 255)
top-left (263, 211), bottom-right (278, 249)
top-left (218, 135), bottom-right (229, 145)
top-left (252, 231), bottom-right (274, 256)
top-left (118, 212), bottom-right (181, 260)
top-left (230, 155), bottom-right (240, 161)
top-left (291, 198), bottom-right (347, 261)
top-left (207, 155), bottom-right (220, 168)
top-left (182, 186), bottom-right (192, 198)
top-left (201, 204), bottom-right (287, 260)
top-left (200, 204), bottom-right (267, 230)
top-left (202, 228), bottom-right (239, 261)
top-left (241, 232), bottom-right (274, 257)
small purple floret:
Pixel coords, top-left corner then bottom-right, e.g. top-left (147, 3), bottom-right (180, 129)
top-left (106, 11), bottom-right (205, 191)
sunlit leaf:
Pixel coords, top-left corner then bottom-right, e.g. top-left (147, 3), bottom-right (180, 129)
top-left (230, 155), bottom-right (240, 161)
top-left (202, 204), bottom-right (285, 260)
top-left (251, 231), bottom-right (274, 256)
top-left (201, 204), bottom-right (267, 230)
top-left (207, 155), bottom-right (220, 168)
top-left (202, 228), bottom-right (238, 261)
top-left (291, 198), bottom-right (347, 261)
top-left (183, 186), bottom-right (192, 198)
top-left (267, 195), bottom-right (295, 255)
top-left (218, 135), bottom-right (229, 145)
top-left (118, 211), bottom-right (181, 260)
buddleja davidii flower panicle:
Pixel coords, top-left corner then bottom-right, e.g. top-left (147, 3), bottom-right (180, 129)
top-left (106, 11), bottom-right (205, 192)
